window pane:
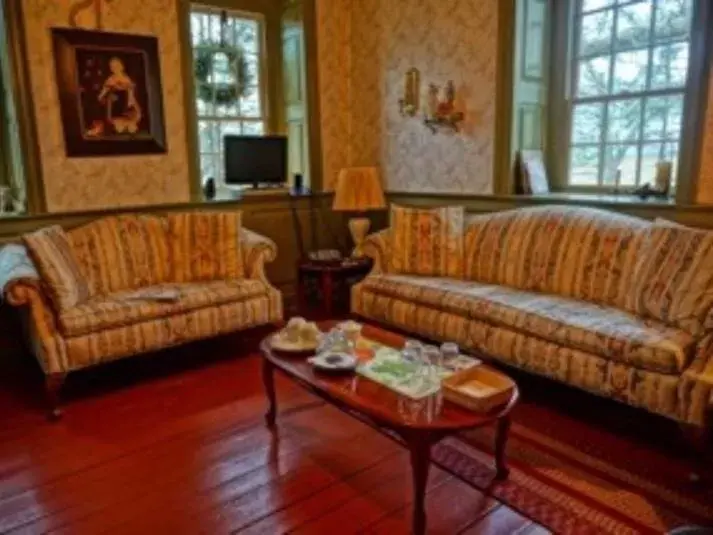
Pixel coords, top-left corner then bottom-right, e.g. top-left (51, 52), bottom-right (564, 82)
top-left (612, 49), bottom-right (648, 93)
top-left (198, 121), bottom-right (217, 153)
top-left (218, 121), bottom-right (243, 150)
top-left (570, 146), bottom-right (600, 185)
top-left (606, 98), bottom-right (641, 143)
top-left (640, 142), bottom-right (679, 181)
top-left (655, 0), bottom-right (692, 43)
top-left (245, 54), bottom-right (260, 82)
top-left (208, 14), bottom-right (222, 46)
top-left (572, 103), bottom-right (604, 143)
top-left (242, 121), bottom-right (265, 135)
top-left (603, 144), bottom-right (638, 185)
top-left (651, 43), bottom-right (689, 89)
top-left (191, 14), bottom-right (206, 46)
top-left (240, 86), bottom-right (261, 118)
top-left (576, 56), bottom-right (611, 97)
top-left (643, 95), bottom-right (683, 140)
top-left (580, 10), bottom-right (613, 56)
top-left (582, 0), bottom-right (614, 13)
top-left (200, 154), bottom-right (218, 182)
top-left (236, 19), bottom-right (259, 54)
top-left (615, 1), bottom-right (652, 50)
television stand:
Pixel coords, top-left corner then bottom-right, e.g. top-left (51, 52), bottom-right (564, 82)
top-left (248, 182), bottom-right (288, 190)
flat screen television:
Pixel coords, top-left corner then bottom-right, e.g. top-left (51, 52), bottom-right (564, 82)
top-left (224, 135), bottom-right (287, 188)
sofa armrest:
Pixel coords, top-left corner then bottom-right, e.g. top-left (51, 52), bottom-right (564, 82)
top-left (3, 279), bottom-right (66, 374)
top-left (0, 244), bottom-right (40, 299)
top-left (362, 229), bottom-right (392, 276)
top-left (680, 335), bottom-right (713, 427)
top-left (241, 228), bottom-right (278, 283)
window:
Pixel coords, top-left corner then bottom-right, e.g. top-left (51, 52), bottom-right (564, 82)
top-left (567, 0), bottom-right (694, 189)
top-left (190, 5), bottom-right (266, 186)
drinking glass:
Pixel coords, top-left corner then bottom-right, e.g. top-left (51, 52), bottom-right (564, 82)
top-left (402, 339), bottom-right (423, 364)
top-left (440, 342), bottom-right (459, 368)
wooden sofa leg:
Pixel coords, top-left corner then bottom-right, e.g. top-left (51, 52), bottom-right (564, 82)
top-left (45, 373), bottom-right (67, 421)
top-left (680, 421), bottom-right (711, 485)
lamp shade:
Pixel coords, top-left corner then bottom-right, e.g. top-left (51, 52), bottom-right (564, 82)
top-left (332, 167), bottom-right (386, 212)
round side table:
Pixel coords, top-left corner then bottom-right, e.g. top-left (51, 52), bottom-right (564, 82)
top-left (296, 257), bottom-right (373, 318)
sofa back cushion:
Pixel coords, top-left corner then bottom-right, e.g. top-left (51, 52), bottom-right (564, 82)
top-left (68, 215), bottom-right (171, 295)
top-left (464, 205), bottom-right (648, 309)
top-left (23, 225), bottom-right (92, 311)
top-left (390, 204), bottom-right (464, 278)
top-left (168, 211), bottom-right (244, 282)
top-left (629, 222), bottom-right (713, 336)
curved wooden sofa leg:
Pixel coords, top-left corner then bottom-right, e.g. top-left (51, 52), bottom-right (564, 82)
top-left (45, 373), bottom-right (67, 421)
top-left (680, 413), bottom-right (712, 486)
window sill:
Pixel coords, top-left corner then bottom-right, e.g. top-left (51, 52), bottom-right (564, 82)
top-left (528, 192), bottom-right (675, 206)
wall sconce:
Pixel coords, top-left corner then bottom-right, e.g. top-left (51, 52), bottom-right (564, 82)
top-left (398, 68), bottom-right (420, 117)
top-left (423, 80), bottom-right (464, 134)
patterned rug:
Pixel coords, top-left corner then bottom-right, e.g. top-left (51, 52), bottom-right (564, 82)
top-left (433, 395), bottom-right (713, 534)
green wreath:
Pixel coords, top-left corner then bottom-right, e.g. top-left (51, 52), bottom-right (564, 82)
top-left (194, 48), bottom-right (251, 107)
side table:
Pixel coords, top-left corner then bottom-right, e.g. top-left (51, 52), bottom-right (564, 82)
top-left (297, 257), bottom-right (373, 318)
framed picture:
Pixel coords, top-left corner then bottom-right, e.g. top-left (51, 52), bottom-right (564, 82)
top-left (517, 150), bottom-right (550, 195)
top-left (51, 28), bottom-right (167, 157)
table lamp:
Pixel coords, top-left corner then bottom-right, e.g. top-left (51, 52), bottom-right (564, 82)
top-left (332, 167), bottom-right (386, 257)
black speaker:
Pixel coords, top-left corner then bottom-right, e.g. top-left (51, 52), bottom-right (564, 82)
top-left (293, 173), bottom-right (304, 194)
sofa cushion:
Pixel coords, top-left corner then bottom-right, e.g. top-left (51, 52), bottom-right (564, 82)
top-left (360, 275), bottom-right (695, 374)
top-left (630, 222), bottom-right (713, 337)
top-left (59, 279), bottom-right (268, 337)
top-left (23, 225), bottom-right (92, 311)
top-left (390, 204), bottom-right (465, 278)
top-left (169, 212), bottom-right (244, 283)
top-left (69, 215), bottom-right (171, 294)
top-left (464, 206), bottom-right (648, 311)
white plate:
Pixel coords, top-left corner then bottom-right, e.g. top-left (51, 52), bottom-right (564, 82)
top-left (270, 331), bottom-right (322, 353)
top-left (308, 352), bottom-right (358, 372)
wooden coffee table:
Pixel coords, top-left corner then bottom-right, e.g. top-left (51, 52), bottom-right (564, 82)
top-left (259, 322), bottom-right (519, 535)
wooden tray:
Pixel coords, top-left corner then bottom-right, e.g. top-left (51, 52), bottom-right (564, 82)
top-left (441, 366), bottom-right (515, 413)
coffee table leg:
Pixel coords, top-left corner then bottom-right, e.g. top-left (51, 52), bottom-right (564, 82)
top-left (495, 414), bottom-right (511, 480)
top-left (409, 440), bottom-right (431, 535)
top-left (262, 358), bottom-right (277, 428)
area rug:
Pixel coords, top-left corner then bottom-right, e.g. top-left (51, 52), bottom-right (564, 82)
top-left (433, 399), bottom-right (713, 534)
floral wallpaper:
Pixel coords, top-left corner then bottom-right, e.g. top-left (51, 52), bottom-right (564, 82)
top-left (22, 0), bottom-right (191, 213)
top-left (317, 0), bottom-right (498, 194)
top-left (316, 0), bottom-right (351, 191)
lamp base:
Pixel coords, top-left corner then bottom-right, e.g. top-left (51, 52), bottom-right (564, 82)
top-left (348, 218), bottom-right (371, 257)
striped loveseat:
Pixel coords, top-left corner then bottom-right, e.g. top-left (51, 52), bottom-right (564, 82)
top-left (353, 206), bottom-right (713, 441)
top-left (0, 213), bottom-right (283, 417)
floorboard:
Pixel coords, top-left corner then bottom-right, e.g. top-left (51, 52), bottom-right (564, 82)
top-left (0, 333), bottom-right (549, 534)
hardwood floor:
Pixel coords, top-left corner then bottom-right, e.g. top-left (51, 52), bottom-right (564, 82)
top-left (0, 331), bottom-right (548, 534)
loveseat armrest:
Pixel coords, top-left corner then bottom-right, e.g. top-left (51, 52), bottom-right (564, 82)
top-left (362, 229), bottom-right (392, 276)
top-left (241, 228), bottom-right (278, 283)
top-left (681, 335), bottom-right (713, 427)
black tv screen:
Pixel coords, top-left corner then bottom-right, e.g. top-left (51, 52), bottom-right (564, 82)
top-left (224, 135), bottom-right (287, 186)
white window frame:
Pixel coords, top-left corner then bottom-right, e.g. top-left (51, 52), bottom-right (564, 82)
top-left (190, 3), bottom-right (269, 187)
top-left (546, 0), bottom-right (713, 201)
top-left (566, 0), bottom-right (693, 191)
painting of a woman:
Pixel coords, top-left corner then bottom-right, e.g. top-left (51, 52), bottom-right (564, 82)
top-left (91, 57), bottom-right (143, 136)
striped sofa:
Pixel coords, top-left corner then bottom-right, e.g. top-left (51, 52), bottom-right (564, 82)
top-left (0, 214), bottom-right (283, 417)
top-left (353, 206), bottom-right (713, 440)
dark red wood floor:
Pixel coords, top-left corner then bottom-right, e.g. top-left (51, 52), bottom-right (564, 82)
top-left (0, 330), bottom-right (549, 534)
